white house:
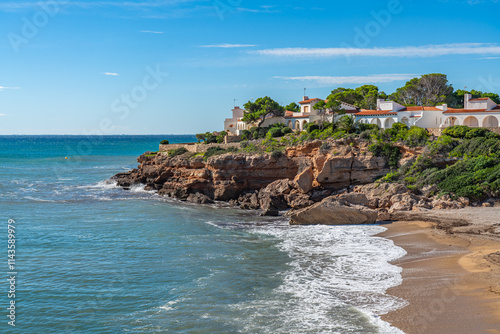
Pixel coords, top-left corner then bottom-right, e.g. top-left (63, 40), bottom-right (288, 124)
top-left (224, 106), bottom-right (245, 134)
top-left (440, 94), bottom-right (500, 128)
top-left (224, 93), bottom-right (500, 135)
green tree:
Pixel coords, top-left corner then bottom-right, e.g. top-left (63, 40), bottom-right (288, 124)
top-left (354, 85), bottom-right (384, 110)
top-left (390, 74), bottom-right (454, 106)
top-left (285, 102), bottom-right (300, 113)
top-left (195, 133), bottom-right (206, 143)
top-left (328, 88), bottom-right (362, 106)
top-left (337, 115), bottom-right (357, 133)
top-left (243, 96), bottom-right (285, 128)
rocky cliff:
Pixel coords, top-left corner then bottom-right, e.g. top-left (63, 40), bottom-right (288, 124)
top-left (113, 139), bottom-right (391, 206)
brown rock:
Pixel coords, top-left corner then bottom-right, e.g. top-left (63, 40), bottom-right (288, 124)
top-left (286, 191), bottom-right (314, 209)
top-left (333, 192), bottom-right (370, 207)
top-left (294, 166), bottom-right (314, 193)
top-left (289, 196), bottom-right (378, 225)
top-left (186, 193), bottom-right (214, 204)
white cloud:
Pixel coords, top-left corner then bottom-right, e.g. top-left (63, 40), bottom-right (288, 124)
top-left (0, 86), bottom-right (20, 91)
top-left (199, 43), bottom-right (257, 48)
top-left (275, 74), bottom-right (416, 85)
top-left (141, 30), bottom-right (164, 34)
top-left (103, 72), bottom-right (119, 76)
top-left (0, 114), bottom-right (6, 116)
top-left (253, 43), bottom-right (500, 58)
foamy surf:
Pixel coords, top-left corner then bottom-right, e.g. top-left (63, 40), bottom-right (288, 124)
top-left (231, 223), bottom-right (408, 334)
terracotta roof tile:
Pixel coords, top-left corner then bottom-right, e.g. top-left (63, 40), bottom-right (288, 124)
top-left (469, 98), bottom-right (489, 101)
top-left (299, 98), bottom-right (321, 104)
top-left (443, 108), bottom-right (488, 114)
top-left (355, 110), bottom-right (397, 116)
top-left (403, 106), bottom-right (441, 111)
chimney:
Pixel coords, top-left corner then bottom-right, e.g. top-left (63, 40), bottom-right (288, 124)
top-left (303, 96), bottom-right (309, 102)
top-left (376, 98), bottom-right (385, 111)
top-left (441, 103), bottom-right (448, 111)
top-left (464, 93), bottom-right (472, 109)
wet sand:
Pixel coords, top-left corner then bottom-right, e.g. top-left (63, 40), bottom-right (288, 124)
top-left (380, 221), bottom-right (500, 334)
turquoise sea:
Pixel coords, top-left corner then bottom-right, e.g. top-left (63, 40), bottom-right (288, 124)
top-left (1, 135), bottom-right (407, 334)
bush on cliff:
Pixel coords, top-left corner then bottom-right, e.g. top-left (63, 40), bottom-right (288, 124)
top-left (368, 143), bottom-right (401, 169)
top-left (404, 126), bottom-right (430, 147)
top-left (380, 126), bottom-right (500, 200)
top-left (203, 146), bottom-right (237, 160)
top-left (168, 147), bottom-right (188, 157)
top-left (442, 125), bottom-right (498, 140)
top-left (268, 127), bottom-right (284, 138)
top-left (160, 139), bottom-right (169, 145)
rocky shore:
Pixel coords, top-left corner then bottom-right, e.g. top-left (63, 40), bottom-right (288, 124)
top-left (112, 138), bottom-right (496, 226)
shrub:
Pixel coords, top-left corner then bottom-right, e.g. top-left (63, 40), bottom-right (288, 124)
top-left (380, 171), bottom-right (400, 182)
top-left (442, 125), bottom-right (471, 139)
top-left (241, 130), bottom-right (252, 140)
top-left (268, 127), bottom-right (283, 138)
top-left (270, 150), bottom-right (283, 159)
top-left (168, 147), bottom-right (188, 157)
top-left (464, 128), bottom-right (490, 139)
top-left (427, 135), bottom-right (459, 155)
top-left (251, 127), bottom-right (268, 139)
top-left (337, 115), bottom-right (357, 133)
top-left (450, 137), bottom-right (500, 158)
top-left (205, 132), bottom-right (217, 144)
top-left (281, 127), bottom-right (292, 135)
top-left (404, 126), bottom-right (430, 147)
top-left (368, 143), bottom-right (401, 169)
top-left (204, 147), bottom-right (227, 159)
top-left (392, 122), bottom-right (409, 132)
top-left (305, 123), bottom-right (320, 133)
top-left (160, 139), bottom-right (170, 145)
top-left (358, 123), bottom-right (379, 132)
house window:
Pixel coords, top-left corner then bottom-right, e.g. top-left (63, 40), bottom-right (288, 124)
top-left (304, 106), bottom-right (309, 113)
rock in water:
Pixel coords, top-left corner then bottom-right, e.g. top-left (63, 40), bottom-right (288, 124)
top-left (186, 193), bottom-right (214, 204)
top-left (289, 195), bottom-right (378, 225)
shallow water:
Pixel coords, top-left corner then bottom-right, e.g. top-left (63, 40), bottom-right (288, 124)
top-left (1, 135), bottom-right (406, 333)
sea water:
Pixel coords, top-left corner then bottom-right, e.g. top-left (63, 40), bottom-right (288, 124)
top-left (0, 135), bottom-right (407, 333)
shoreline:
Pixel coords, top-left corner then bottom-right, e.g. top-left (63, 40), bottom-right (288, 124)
top-left (379, 219), bottom-right (500, 334)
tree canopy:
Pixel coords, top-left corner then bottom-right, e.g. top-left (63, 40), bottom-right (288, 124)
top-left (389, 74), bottom-right (454, 106)
top-left (285, 102), bottom-right (300, 113)
top-left (327, 85), bottom-right (387, 110)
top-left (243, 96), bottom-right (285, 127)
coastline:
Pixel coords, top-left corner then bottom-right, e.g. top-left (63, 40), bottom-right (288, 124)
top-left (379, 217), bottom-right (500, 334)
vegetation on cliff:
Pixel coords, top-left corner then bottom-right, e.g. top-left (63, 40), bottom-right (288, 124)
top-left (382, 125), bottom-right (500, 200)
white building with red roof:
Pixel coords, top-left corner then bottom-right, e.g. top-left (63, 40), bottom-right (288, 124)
top-left (355, 99), bottom-right (443, 129)
top-left (224, 94), bottom-right (500, 135)
top-left (224, 106), bottom-right (246, 135)
top-left (440, 94), bottom-right (500, 127)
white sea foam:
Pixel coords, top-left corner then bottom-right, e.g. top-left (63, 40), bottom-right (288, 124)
top-left (232, 224), bottom-right (407, 334)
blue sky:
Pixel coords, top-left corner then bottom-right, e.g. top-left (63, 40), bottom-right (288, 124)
top-left (1, 0), bottom-right (499, 134)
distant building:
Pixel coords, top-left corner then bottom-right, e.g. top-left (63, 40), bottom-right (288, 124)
top-left (441, 94), bottom-right (500, 128)
top-left (224, 106), bottom-right (245, 135)
top-left (224, 94), bottom-right (500, 134)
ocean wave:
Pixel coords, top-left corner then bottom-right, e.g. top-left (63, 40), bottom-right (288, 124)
top-left (231, 224), bottom-right (407, 334)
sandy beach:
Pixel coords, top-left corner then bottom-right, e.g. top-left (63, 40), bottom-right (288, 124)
top-left (380, 207), bottom-right (500, 334)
